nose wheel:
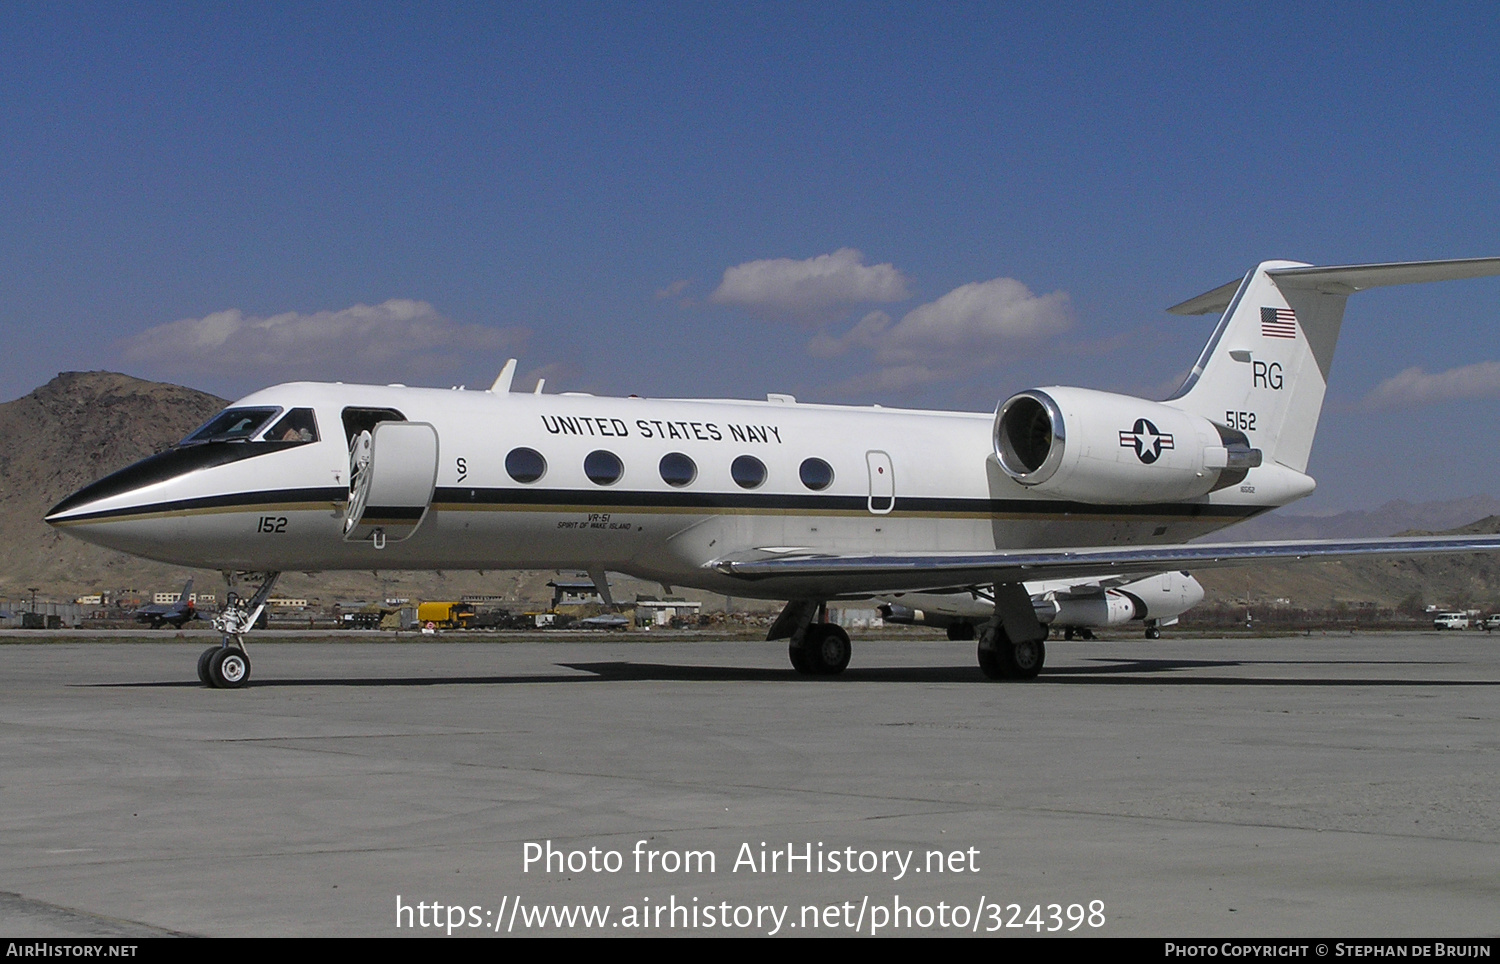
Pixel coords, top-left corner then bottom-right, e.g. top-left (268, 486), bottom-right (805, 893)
top-left (199, 645), bottom-right (251, 688)
top-left (197, 647), bottom-right (216, 684)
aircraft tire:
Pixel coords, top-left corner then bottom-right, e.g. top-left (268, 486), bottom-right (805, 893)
top-left (1006, 637), bottom-right (1045, 679)
top-left (197, 647), bottom-right (218, 685)
top-left (977, 627), bottom-right (1045, 681)
top-left (946, 623), bottom-right (975, 641)
top-left (809, 625), bottom-right (851, 675)
top-left (208, 647), bottom-right (251, 689)
top-left (1145, 626), bottom-right (1162, 639)
top-left (788, 638), bottom-right (815, 674)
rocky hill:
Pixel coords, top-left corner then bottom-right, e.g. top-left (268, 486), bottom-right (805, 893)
top-left (1195, 515), bottom-right (1500, 612)
top-left (0, 372), bottom-right (227, 599)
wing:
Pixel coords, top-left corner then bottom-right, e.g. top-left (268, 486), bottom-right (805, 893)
top-left (710, 534), bottom-right (1500, 594)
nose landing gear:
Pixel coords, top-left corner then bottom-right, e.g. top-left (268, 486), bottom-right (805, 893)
top-left (200, 571), bottom-right (280, 688)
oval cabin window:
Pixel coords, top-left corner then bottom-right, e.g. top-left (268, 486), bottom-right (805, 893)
top-left (584, 450), bottom-right (624, 486)
top-left (505, 447), bottom-right (547, 484)
top-left (799, 457), bottom-right (834, 491)
top-left (731, 455), bottom-right (767, 489)
top-left (659, 452), bottom-right (697, 487)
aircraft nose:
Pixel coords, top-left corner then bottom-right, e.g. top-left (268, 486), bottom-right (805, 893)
top-left (47, 449), bottom-right (184, 526)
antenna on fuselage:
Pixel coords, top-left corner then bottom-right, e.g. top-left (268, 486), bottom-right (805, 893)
top-left (488, 358), bottom-right (518, 393)
top-left (533, 378), bottom-right (546, 394)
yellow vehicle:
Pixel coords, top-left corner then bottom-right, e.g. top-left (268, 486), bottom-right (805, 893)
top-left (416, 601), bottom-right (476, 629)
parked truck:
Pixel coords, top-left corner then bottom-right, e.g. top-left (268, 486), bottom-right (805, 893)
top-left (416, 601), bottom-right (477, 629)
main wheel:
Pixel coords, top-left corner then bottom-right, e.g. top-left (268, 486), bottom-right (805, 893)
top-left (977, 626), bottom-right (1045, 681)
top-left (1007, 636), bottom-right (1045, 680)
top-left (946, 623), bottom-right (975, 641)
top-left (808, 624), bottom-right (851, 675)
top-left (197, 647), bottom-right (219, 685)
top-left (788, 638), bottom-right (814, 674)
top-left (789, 625), bottom-right (851, 675)
top-left (208, 647), bottom-right (251, 689)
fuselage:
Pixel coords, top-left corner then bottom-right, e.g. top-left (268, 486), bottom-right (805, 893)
top-left (46, 381), bottom-right (1291, 599)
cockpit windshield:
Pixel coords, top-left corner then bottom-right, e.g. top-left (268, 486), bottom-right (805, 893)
top-left (181, 408), bottom-right (280, 444)
top-left (180, 407), bottom-right (321, 445)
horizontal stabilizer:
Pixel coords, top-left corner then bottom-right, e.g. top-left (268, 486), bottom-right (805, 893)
top-left (1167, 256), bottom-right (1500, 315)
top-left (1167, 277), bottom-right (1243, 316)
top-left (1268, 257), bottom-right (1500, 293)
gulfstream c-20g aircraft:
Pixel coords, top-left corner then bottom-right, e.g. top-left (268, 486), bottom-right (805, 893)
top-left (46, 257), bottom-right (1500, 687)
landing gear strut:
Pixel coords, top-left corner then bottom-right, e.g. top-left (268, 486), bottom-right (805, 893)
top-left (201, 571), bottom-right (280, 689)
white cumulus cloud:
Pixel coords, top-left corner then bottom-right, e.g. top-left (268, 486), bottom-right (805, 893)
top-left (874, 278), bottom-right (1071, 363)
top-left (709, 248), bottom-right (911, 325)
top-left (121, 299), bottom-right (528, 383)
top-left (808, 276), bottom-right (1072, 390)
top-left (1362, 361), bottom-right (1500, 410)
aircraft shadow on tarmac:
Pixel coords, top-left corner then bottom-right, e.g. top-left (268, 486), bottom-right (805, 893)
top-left (86, 656), bottom-right (1498, 688)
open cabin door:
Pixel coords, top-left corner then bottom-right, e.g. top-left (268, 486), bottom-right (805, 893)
top-left (343, 421), bottom-right (439, 547)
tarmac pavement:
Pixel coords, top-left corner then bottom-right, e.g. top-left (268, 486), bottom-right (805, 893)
top-left (1, 632), bottom-right (1496, 937)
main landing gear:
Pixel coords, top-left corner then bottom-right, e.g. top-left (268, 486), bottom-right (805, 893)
top-left (768, 600), bottom-right (852, 676)
top-left (766, 587), bottom-right (1049, 681)
top-left (199, 571), bottom-right (280, 689)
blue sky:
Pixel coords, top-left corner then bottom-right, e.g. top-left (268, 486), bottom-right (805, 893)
top-left (4, 2), bottom-right (1500, 511)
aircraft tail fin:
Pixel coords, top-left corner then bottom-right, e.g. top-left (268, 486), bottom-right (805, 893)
top-left (1165, 257), bottom-right (1500, 474)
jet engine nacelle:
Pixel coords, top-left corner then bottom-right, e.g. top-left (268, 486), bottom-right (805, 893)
top-left (1034, 592), bottom-right (1140, 627)
top-left (993, 387), bottom-right (1261, 504)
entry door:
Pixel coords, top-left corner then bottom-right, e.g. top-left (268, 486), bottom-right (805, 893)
top-left (344, 421), bottom-right (440, 546)
top-left (866, 450), bottom-right (895, 515)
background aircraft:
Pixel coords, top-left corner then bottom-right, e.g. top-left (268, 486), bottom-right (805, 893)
top-left (131, 578), bottom-right (199, 629)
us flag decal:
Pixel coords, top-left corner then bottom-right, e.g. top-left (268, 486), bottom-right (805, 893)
top-left (1260, 306), bottom-right (1297, 339)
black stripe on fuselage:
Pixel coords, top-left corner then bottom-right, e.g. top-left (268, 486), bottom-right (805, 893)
top-left (429, 486), bottom-right (1260, 519)
top-left (46, 440), bottom-right (314, 518)
top-left (48, 487), bottom-right (348, 524)
top-left (52, 483), bottom-right (1262, 524)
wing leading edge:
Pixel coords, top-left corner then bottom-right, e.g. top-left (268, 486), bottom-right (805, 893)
top-left (710, 534), bottom-right (1500, 593)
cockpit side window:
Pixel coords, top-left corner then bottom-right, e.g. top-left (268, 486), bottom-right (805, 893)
top-left (181, 407), bottom-right (281, 444)
top-left (267, 408), bottom-right (320, 444)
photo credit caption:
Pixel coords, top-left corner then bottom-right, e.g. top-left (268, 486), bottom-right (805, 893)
top-left (523, 839), bottom-right (981, 882)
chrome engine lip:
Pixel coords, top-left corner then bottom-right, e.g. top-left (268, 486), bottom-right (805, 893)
top-left (994, 389), bottom-right (1066, 486)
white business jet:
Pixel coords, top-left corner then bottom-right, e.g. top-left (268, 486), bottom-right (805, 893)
top-left (46, 257), bottom-right (1500, 687)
